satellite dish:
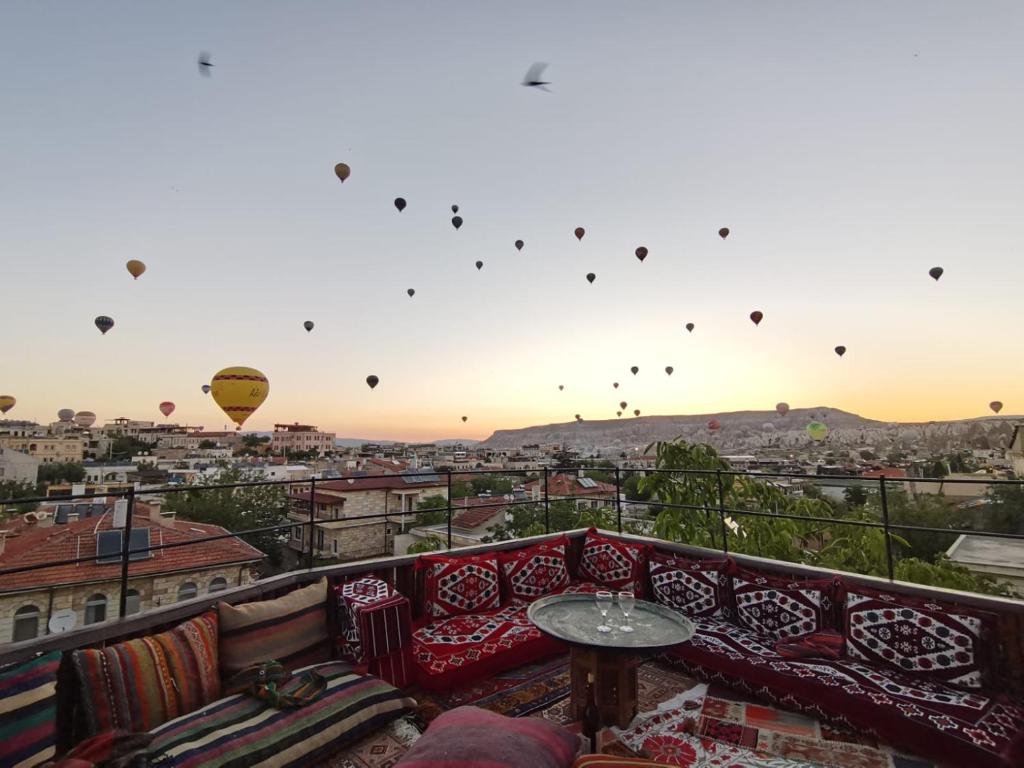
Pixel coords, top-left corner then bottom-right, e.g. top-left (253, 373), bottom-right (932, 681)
top-left (49, 608), bottom-right (77, 634)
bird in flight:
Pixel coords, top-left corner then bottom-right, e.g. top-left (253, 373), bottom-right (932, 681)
top-left (198, 52), bottom-right (214, 76)
top-left (522, 62), bottom-right (551, 91)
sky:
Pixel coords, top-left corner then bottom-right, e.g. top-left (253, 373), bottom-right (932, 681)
top-left (1, 1), bottom-right (1023, 442)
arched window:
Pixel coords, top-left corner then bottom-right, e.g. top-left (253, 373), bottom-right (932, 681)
top-left (208, 577), bottom-right (227, 594)
top-left (84, 594), bottom-right (107, 625)
top-left (177, 582), bottom-right (198, 602)
top-left (124, 589), bottom-right (141, 615)
top-left (12, 605), bottom-right (40, 642)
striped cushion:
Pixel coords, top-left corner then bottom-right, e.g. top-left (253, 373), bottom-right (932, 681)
top-left (72, 611), bottom-right (220, 736)
top-left (0, 651), bottom-right (60, 768)
top-left (219, 578), bottom-right (330, 683)
top-left (148, 661), bottom-right (416, 768)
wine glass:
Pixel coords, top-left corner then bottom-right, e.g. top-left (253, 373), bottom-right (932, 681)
top-left (617, 591), bottom-right (635, 633)
top-left (595, 591), bottom-right (613, 633)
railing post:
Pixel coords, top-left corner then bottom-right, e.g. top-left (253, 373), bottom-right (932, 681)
top-left (879, 477), bottom-right (894, 582)
top-left (118, 487), bottom-right (135, 619)
top-left (614, 467), bottom-right (623, 533)
top-left (716, 470), bottom-right (729, 556)
top-left (543, 467), bottom-right (550, 534)
top-left (446, 470), bottom-right (453, 549)
top-left (306, 476), bottom-right (316, 570)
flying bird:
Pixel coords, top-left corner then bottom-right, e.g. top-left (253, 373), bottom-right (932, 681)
top-left (522, 62), bottom-right (551, 91)
top-left (197, 52), bottom-right (214, 76)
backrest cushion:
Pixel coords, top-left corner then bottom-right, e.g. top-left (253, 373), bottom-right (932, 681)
top-left (732, 568), bottom-right (835, 641)
top-left (420, 552), bottom-right (501, 618)
top-left (72, 611), bottom-right (220, 736)
top-left (499, 536), bottom-right (571, 603)
top-left (0, 651), bottom-right (61, 768)
top-left (843, 584), bottom-right (992, 689)
top-left (649, 551), bottom-right (730, 619)
top-left (578, 528), bottom-right (648, 594)
top-left (219, 577), bottom-right (330, 680)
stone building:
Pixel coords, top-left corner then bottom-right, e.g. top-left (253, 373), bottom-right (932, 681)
top-left (0, 446), bottom-right (40, 485)
top-left (0, 435), bottom-right (86, 464)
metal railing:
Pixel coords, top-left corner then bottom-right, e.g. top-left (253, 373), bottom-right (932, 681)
top-left (1, 465), bottom-right (1021, 625)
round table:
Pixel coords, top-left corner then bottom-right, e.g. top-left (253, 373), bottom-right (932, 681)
top-left (528, 593), bottom-right (694, 728)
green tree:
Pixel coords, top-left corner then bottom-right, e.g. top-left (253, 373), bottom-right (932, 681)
top-left (37, 462), bottom-right (86, 485)
top-left (0, 480), bottom-right (39, 518)
top-left (408, 536), bottom-right (446, 554)
top-left (198, 440), bottom-right (217, 449)
top-left (873, 490), bottom-right (961, 562)
top-left (843, 485), bottom-right (869, 507)
top-left (450, 480), bottom-right (473, 498)
top-left (485, 500), bottom-right (614, 542)
top-left (983, 483), bottom-right (1024, 536)
top-left (894, 557), bottom-right (1013, 597)
top-left (414, 494), bottom-right (449, 526)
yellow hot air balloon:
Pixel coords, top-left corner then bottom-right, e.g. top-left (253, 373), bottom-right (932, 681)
top-left (806, 421), bottom-right (829, 441)
top-left (0, 395), bottom-right (15, 414)
top-left (126, 260), bottom-right (146, 280)
top-left (211, 366), bottom-right (269, 428)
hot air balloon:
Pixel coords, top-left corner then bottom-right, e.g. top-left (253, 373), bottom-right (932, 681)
top-left (0, 396), bottom-right (15, 414)
top-left (475, 260), bottom-right (483, 270)
top-left (451, 205), bottom-right (459, 214)
top-left (806, 421), bottom-right (828, 441)
top-left (718, 228), bottom-right (730, 239)
top-left (574, 414), bottom-right (581, 421)
top-left (201, 384), bottom-right (211, 394)
top-left (630, 366), bottom-right (638, 375)
top-left (334, 163), bottom-right (351, 183)
top-left (619, 401), bottom-right (627, 410)
top-left (558, 385), bottom-right (564, 391)
top-left (304, 321), bottom-right (314, 332)
top-left (74, 411), bottom-right (96, 428)
top-left (159, 401), bottom-right (175, 418)
top-left (366, 375), bottom-right (379, 390)
top-left (990, 401), bottom-right (1004, 414)
top-left (834, 345), bottom-right (846, 357)
top-left (749, 311), bottom-right (763, 326)
top-left (210, 367), bottom-right (269, 429)
top-left (95, 316), bottom-right (114, 335)
top-left (586, 273), bottom-right (596, 284)
top-left (708, 419), bottom-right (721, 432)
top-left (635, 247), bottom-right (648, 262)
top-left (613, 382), bottom-right (619, 389)
top-left (515, 240), bottom-right (524, 251)
top-left (574, 227), bottom-right (585, 241)
top-left (58, 408), bottom-right (75, 422)
top-left (633, 409), bottom-right (640, 417)
top-left (929, 267), bottom-right (944, 281)
top-left (407, 288), bottom-right (415, 297)
top-left (126, 260), bottom-right (146, 280)
top-left (461, 416), bottom-right (468, 423)
top-left (665, 366), bottom-right (674, 376)
top-left (685, 323), bottom-right (694, 333)
top-left (616, 411), bottom-right (622, 417)
top-left (394, 197), bottom-right (406, 212)
top-left (763, 422), bottom-right (775, 431)
top-left (452, 216), bottom-right (463, 230)
top-left (776, 402), bottom-right (790, 417)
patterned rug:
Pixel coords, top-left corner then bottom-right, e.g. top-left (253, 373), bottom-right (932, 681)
top-left (316, 717), bottom-right (421, 768)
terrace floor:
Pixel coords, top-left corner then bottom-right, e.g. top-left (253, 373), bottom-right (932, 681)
top-left (321, 655), bottom-right (938, 768)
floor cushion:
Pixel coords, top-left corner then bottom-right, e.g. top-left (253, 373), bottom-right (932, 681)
top-left (72, 611), bottom-right (220, 736)
top-left (499, 535), bottom-right (571, 602)
top-left (731, 567), bottom-right (835, 641)
top-left (842, 582), bottom-right (993, 689)
top-left (648, 551), bottom-right (730, 619)
top-left (0, 650), bottom-right (60, 768)
top-left (395, 705), bottom-right (579, 768)
top-left (148, 661), bottom-right (416, 768)
top-left (419, 552), bottom-right (501, 619)
top-left (219, 577), bottom-right (330, 683)
top-left (578, 528), bottom-right (648, 595)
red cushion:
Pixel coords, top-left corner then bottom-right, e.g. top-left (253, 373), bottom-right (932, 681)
top-left (842, 583), bottom-right (993, 689)
top-left (499, 536), bottom-right (571, 603)
top-left (577, 528), bottom-right (648, 594)
top-left (648, 551), bottom-right (730, 619)
top-left (731, 568), bottom-right (835, 641)
top-left (419, 552), bottom-right (501, 619)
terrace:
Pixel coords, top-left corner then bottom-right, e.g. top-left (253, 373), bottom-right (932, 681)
top-left (2, 467), bottom-right (1024, 766)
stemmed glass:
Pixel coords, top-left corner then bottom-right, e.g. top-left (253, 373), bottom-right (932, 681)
top-left (617, 591), bottom-right (636, 633)
top-left (595, 591), bottom-right (613, 633)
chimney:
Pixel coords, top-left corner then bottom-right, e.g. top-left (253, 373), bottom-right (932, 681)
top-left (147, 500), bottom-right (176, 529)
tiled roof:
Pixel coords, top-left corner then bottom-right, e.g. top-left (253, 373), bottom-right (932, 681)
top-left (450, 496), bottom-right (508, 529)
top-left (319, 475), bottom-right (445, 493)
top-left (0, 502), bottom-right (264, 593)
top-left (524, 474), bottom-right (617, 498)
top-left (288, 491), bottom-right (345, 505)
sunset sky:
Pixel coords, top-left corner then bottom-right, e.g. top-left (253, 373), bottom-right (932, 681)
top-left (2, 2), bottom-right (1023, 442)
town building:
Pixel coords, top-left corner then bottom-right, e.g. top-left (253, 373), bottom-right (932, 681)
top-left (947, 534), bottom-right (1024, 596)
top-left (0, 434), bottom-right (86, 464)
top-left (0, 447), bottom-right (40, 485)
top-left (1010, 425), bottom-right (1024, 477)
top-left (524, 473), bottom-right (618, 509)
top-left (272, 423), bottom-right (337, 457)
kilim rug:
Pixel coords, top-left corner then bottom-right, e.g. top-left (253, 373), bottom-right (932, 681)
top-left (316, 717), bottom-right (421, 768)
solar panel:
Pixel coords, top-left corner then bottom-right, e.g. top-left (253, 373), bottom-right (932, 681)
top-left (578, 477), bottom-right (597, 489)
top-left (401, 471), bottom-right (440, 484)
top-left (88, 503), bottom-right (106, 518)
top-left (96, 531), bottom-right (123, 564)
top-left (55, 504), bottom-right (73, 524)
top-left (128, 528), bottom-right (151, 561)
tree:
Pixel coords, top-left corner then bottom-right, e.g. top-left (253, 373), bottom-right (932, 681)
top-left (408, 536), bottom-right (446, 554)
top-left (983, 483), bottom-right (1024, 536)
top-left (0, 480), bottom-right (39, 518)
top-left (198, 440), bottom-right (217, 449)
top-left (37, 462), bottom-right (85, 486)
top-left (414, 494), bottom-right (449, 526)
top-left (450, 480), bottom-right (474, 498)
top-left (843, 485), bottom-right (869, 507)
top-left (485, 500), bottom-right (614, 542)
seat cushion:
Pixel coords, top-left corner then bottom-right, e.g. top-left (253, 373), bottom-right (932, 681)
top-left (577, 528), bottom-right (648, 595)
top-left (219, 578), bottom-right (330, 683)
top-left (499, 535), bottom-right (571, 603)
top-left (72, 611), bottom-right (220, 736)
top-left (731, 568), bottom-right (835, 641)
top-left (0, 651), bottom-right (60, 768)
top-left (669, 616), bottom-right (1024, 768)
top-left (148, 661), bottom-right (416, 768)
top-left (419, 552), bottom-right (501, 619)
top-left (648, 551), bottom-right (730, 619)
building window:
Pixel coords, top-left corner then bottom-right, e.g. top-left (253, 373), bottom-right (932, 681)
top-left (292, 526), bottom-right (302, 540)
top-left (124, 589), bottom-right (141, 615)
top-left (209, 577), bottom-right (228, 593)
top-left (177, 582), bottom-right (198, 602)
top-left (13, 605), bottom-right (40, 642)
top-left (316, 529), bottom-right (325, 551)
top-left (85, 594), bottom-right (107, 625)
top-left (332, 538), bottom-right (338, 555)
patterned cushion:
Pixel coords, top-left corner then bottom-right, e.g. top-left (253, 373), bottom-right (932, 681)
top-left (420, 552), bottom-right (501, 619)
top-left (219, 577), bottom-right (330, 682)
top-left (732, 568), bottom-right (834, 641)
top-left (648, 551), bottom-right (730, 619)
top-left (149, 661), bottom-right (416, 768)
top-left (395, 705), bottom-right (579, 768)
top-left (0, 651), bottom-right (60, 768)
top-left (578, 528), bottom-right (648, 594)
top-left (844, 585), bottom-right (991, 689)
top-left (499, 536), bottom-right (571, 602)
top-left (72, 611), bottom-right (220, 736)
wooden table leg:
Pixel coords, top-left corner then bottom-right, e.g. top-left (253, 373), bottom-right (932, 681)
top-left (570, 647), bottom-right (641, 729)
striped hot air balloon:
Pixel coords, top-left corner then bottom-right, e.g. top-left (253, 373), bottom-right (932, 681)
top-left (0, 395), bottom-right (15, 414)
top-left (210, 367), bottom-right (269, 428)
